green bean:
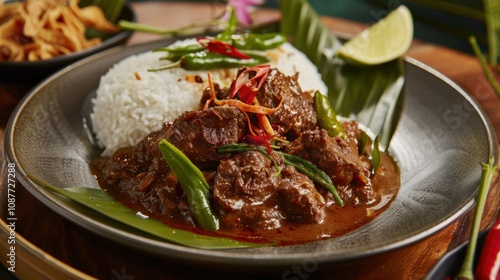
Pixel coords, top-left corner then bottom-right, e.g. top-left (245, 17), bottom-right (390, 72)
top-left (231, 33), bottom-right (286, 50)
top-left (148, 51), bottom-right (269, 72)
top-left (313, 91), bottom-right (346, 139)
top-left (158, 139), bottom-right (219, 231)
top-left (216, 143), bottom-right (266, 154)
top-left (216, 143), bottom-right (344, 206)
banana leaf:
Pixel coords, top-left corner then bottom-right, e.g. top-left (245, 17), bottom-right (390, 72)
top-left (29, 176), bottom-right (266, 249)
top-left (279, 0), bottom-right (405, 149)
top-left (327, 59), bottom-right (405, 148)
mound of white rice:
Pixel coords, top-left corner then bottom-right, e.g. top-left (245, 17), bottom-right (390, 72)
top-left (91, 39), bottom-right (327, 156)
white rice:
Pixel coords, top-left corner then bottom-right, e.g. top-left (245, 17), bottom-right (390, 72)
top-left (91, 39), bottom-right (327, 156)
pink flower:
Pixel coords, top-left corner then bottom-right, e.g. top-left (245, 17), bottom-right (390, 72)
top-left (225, 0), bottom-right (264, 26)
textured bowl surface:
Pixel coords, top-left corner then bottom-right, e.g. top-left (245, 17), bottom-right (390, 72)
top-left (4, 38), bottom-right (498, 271)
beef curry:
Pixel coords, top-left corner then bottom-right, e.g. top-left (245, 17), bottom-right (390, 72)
top-left (91, 66), bottom-right (400, 246)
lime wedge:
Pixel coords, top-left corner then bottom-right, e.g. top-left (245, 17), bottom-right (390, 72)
top-left (336, 5), bottom-right (413, 65)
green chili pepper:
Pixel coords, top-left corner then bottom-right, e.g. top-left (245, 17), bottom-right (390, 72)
top-left (359, 131), bottom-right (383, 175)
top-left (313, 91), bottom-right (346, 140)
top-left (148, 51), bottom-right (269, 72)
top-left (216, 143), bottom-right (344, 206)
top-left (371, 135), bottom-right (381, 174)
top-left (158, 139), bottom-right (219, 231)
top-left (231, 33), bottom-right (286, 50)
top-left (154, 44), bottom-right (205, 61)
top-left (154, 44), bottom-right (204, 54)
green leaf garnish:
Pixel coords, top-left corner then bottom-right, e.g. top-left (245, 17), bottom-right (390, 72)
top-left (28, 176), bottom-right (266, 249)
top-left (327, 59), bottom-right (405, 150)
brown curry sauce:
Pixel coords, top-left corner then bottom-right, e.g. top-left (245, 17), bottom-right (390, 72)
top-left (90, 67), bottom-right (401, 246)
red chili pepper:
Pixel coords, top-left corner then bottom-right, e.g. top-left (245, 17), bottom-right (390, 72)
top-left (197, 37), bottom-right (251, 59)
top-left (226, 65), bottom-right (275, 153)
top-left (229, 64), bottom-right (270, 103)
top-left (475, 215), bottom-right (500, 280)
top-left (244, 134), bottom-right (274, 154)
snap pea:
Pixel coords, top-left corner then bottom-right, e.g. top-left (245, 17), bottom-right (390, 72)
top-left (231, 33), bottom-right (286, 50)
top-left (313, 91), bottom-right (346, 140)
top-left (158, 139), bottom-right (219, 231)
top-left (148, 51), bottom-right (269, 72)
top-left (216, 143), bottom-right (344, 206)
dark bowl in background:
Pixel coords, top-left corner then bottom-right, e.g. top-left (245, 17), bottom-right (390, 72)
top-left (0, 4), bottom-right (135, 86)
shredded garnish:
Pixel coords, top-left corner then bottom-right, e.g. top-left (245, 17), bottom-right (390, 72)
top-left (256, 113), bottom-right (275, 136)
top-left (206, 70), bottom-right (283, 152)
top-left (206, 71), bottom-right (283, 115)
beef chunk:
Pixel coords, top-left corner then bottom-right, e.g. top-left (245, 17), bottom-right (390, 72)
top-left (213, 151), bottom-right (281, 230)
top-left (131, 123), bottom-right (171, 172)
top-left (283, 126), bottom-right (372, 204)
top-left (277, 166), bottom-right (326, 223)
top-left (256, 68), bottom-right (317, 140)
top-left (198, 68), bottom-right (317, 141)
top-left (213, 151), bottom-right (327, 230)
top-left (199, 82), bottom-right (228, 109)
top-left (95, 143), bottom-right (195, 226)
top-left (165, 106), bottom-right (247, 168)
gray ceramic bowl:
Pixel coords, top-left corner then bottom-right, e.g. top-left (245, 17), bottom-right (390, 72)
top-left (4, 38), bottom-right (498, 272)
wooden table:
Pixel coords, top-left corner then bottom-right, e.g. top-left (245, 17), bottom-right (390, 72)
top-left (1, 2), bottom-right (499, 279)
